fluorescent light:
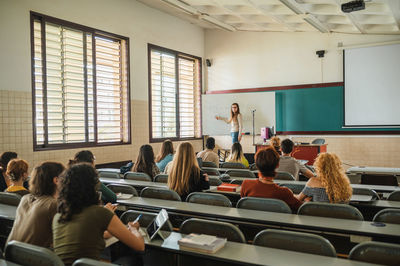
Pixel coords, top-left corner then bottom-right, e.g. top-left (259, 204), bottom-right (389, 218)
top-left (200, 15), bottom-right (236, 32)
top-left (161, 0), bottom-right (198, 15)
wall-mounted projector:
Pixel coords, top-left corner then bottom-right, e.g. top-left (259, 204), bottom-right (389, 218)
top-left (341, 0), bottom-right (365, 13)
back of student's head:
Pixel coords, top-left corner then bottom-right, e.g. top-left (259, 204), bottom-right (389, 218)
top-left (0, 151), bottom-right (18, 171)
top-left (255, 147), bottom-right (279, 177)
top-left (168, 142), bottom-right (199, 195)
top-left (156, 140), bottom-right (174, 162)
top-left (30, 162), bottom-right (65, 197)
top-left (133, 144), bottom-right (155, 174)
top-left (69, 150), bottom-right (95, 167)
top-left (6, 159), bottom-right (29, 182)
top-left (230, 142), bottom-right (243, 161)
top-left (58, 163), bottom-right (99, 223)
top-left (206, 137), bottom-right (215, 150)
top-left (281, 139), bottom-right (294, 154)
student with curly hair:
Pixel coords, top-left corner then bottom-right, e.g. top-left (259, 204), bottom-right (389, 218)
top-left (5, 159), bottom-right (29, 196)
top-left (133, 144), bottom-right (160, 180)
top-left (269, 136), bottom-right (281, 155)
top-left (53, 163), bottom-right (144, 265)
top-left (296, 152), bottom-right (352, 203)
top-left (7, 162), bottom-right (65, 247)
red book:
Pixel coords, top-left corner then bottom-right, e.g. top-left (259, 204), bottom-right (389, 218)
top-left (217, 183), bottom-right (240, 192)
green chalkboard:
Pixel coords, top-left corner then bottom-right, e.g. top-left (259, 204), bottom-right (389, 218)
top-left (276, 86), bottom-right (399, 133)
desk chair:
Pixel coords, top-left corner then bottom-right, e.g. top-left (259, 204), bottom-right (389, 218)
top-left (180, 218), bottom-right (246, 243)
top-left (373, 209), bottom-right (400, 225)
top-left (0, 192), bottom-right (21, 206)
top-left (208, 176), bottom-right (222, 186)
top-left (249, 163), bottom-right (257, 171)
top-left (349, 241), bottom-right (400, 265)
top-left (230, 179), bottom-right (243, 185)
top-left (352, 188), bottom-right (380, 200)
top-left (5, 240), bottom-right (64, 266)
top-left (275, 171), bottom-right (295, 181)
top-left (98, 171), bottom-right (120, 179)
top-left (124, 172), bottom-right (152, 182)
top-left (237, 197), bottom-right (292, 214)
top-left (186, 192), bottom-right (232, 207)
top-left (73, 258), bottom-right (117, 266)
top-left (201, 167), bottom-right (220, 176)
top-left (253, 229), bottom-right (336, 257)
top-left (220, 162), bottom-right (246, 169)
top-left (225, 169), bottom-right (256, 178)
top-left (280, 183), bottom-right (305, 194)
top-left (140, 187), bottom-right (181, 201)
top-left (154, 174), bottom-right (168, 183)
top-left (106, 184), bottom-right (138, 197)
top-left (120, 210), bottom-right (173, 231)
top-left (311, 138), bottom-right (325, 145)
top-left (202, 161), bottom-right (218, 168)
top-left (361, 174), bottom-right (398, 186)
top-left (298, 202), bottom-right (364, 220)
top-left (387, 191), bottom-right (400, 201)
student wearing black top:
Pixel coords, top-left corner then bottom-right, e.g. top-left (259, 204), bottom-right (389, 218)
top-left (167, 142), bottom-right (210, 201)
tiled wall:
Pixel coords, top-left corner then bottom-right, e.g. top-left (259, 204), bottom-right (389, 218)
top-left (0, 90), bottom-right (203, 171)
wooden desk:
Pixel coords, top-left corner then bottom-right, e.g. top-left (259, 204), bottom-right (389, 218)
top-left (255, 143), bottom-right (327, 165)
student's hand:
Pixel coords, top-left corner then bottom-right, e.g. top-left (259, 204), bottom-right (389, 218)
top-left (238, 135), bottom-right (242, 142)
top-left (203, 173), bottom-right (209, 181)
top-left (104, 203), bottom-right (118, 213)
top-left (304, 197), bottom-right (312, 202)
top-left (128, 221), bottom-right (140, 231)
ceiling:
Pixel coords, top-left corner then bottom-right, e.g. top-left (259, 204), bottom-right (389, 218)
top-left (138, 0), bottom-right (400, 34)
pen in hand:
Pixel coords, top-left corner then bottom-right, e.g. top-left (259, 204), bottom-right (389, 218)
top-left (132, 214), bottom-right (142, 224)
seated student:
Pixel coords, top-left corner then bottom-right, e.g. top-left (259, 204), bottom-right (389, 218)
top-left (296, 153), bottom-right (352, 203)
top-left (133, 144), bottom-right (160, 180)
top-left (240, 147), bottom-right (302, 212)
top-left (269, 136), bottom-right (281, 155)
top-left (277, 139), bottom-right (314, 180)
top-left (53, 163), bottom-right (144, 265)
top-left (197, 137), bottom-right (219, 167)
top-left (226, 142), bottom-right (249, 168)
top-left (0, 152), bottom-right (18, 192)
top-left (155, 140), bottom-right (174, 173)
top-left (168, 142), bottom-right (210, 201)
top-left (5, 159), bottom-right (29, 196)
top-left (7, 162), bottom-right (65, 248)
top-left (69, 150), bottom-right (117, 204)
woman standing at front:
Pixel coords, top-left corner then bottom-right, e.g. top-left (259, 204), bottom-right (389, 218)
top-left (216, 103), bottom-right (243, 143)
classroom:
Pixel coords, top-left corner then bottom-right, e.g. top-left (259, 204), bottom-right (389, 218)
top-left (1, 0), bottom-right (400, 265)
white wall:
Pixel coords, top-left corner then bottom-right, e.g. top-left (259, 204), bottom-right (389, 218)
top-left (0, 0), bottom-right (205, 100)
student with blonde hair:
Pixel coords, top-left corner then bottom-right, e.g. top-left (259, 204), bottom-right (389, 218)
top-left (167, 142), bottom-right (210, 201)
top-left (5, 159), bottom-right (29, 196)
top-left (155, 140), bottom-right (174, 172)
top-left (226, 142), bottom-right (249, 168)
top-left (296, 152), bottom-right (352, 203)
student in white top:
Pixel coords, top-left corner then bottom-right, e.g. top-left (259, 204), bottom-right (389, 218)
top-left (197, 137), bottom-right (219, 167)
top-left (215, 103), bottom-right (243, 143)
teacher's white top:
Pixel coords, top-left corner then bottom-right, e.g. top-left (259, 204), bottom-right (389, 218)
top-left (223, 114), bottom-right (243, 134)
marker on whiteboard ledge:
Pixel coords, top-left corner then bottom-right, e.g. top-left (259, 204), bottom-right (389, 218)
top-left (242, 132), bottom-right (251, 135)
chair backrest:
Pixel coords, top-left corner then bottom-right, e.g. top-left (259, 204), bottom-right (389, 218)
top-left (373, 208), bottom-right (400, 225)
top-left (73, 258), bottom-right (117, 266)
top-left (220, 162), bottom-right (246, 169)
top-left (208, 176), bottom-right (222, 186)
top-left (186, 192), bottom-right (232, 207)
top-left (154, 174), bottom-right (168, 183)
top-left (140, 187), bottom-right (181, 201)
top-left (106, 184), bottom-right (138, 196)
top-left (124, 171), bottom-right (152, 182)
top-left (275, 171), bottom-right (295, 181)
top-left (0, 192), bottom-right (21, 206)
top-left (352, 187), bottom-right (380, 200)
top-left (253, 229), bottom-right (336, 257)
top-left (236, 197), bottom-right (292, 214)
top-left (202, 161), bottom-right (218, 168)
top-left (230, 179), bottom-right (243, 185)
top-left (180, 218), bottom-right (246, 243)
top-left (298, 202), bottom-right (364, 220)
top-left (98, 171), bottom-right (120, 179)
top-left (361, 174), bottom-right (398, 186)
top-left (225, 169), bottom-right (256, 178)
top-left (120, 210), bottom-right (173, 231)
top-left (311, 138), bottom-right (325, 145)
top-left (388, 191), bottom-right (400, 201)
top-left (349, 241), bottom-right (400, 265)
top-left (201, 167), bottom-right (220, 176)
top-left (5, 240), bottom-right (64, 266)
top-left (280, 183), bottom-right (305, 194)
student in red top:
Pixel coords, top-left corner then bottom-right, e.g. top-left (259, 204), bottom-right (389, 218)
top-left (240, 147), bottom-right (302, 212)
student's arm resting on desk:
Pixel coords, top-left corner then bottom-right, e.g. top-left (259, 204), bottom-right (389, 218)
top-left (107, 216), bottom-right (145, 251)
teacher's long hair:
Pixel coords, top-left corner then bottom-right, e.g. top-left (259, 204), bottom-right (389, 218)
top-left (229, 103), bottom-right (240, 122)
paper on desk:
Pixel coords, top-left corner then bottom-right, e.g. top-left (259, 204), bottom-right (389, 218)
top-left (190, 234), bottom-right (218, 245)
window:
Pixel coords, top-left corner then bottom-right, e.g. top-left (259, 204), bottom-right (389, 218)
top-left (31, 12), bottom-right (130, 150)
top-left (148, 44), bottom-right (202, 142)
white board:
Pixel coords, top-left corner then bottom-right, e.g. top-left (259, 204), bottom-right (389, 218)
top-left (202, 92), bottom-right (275, 135)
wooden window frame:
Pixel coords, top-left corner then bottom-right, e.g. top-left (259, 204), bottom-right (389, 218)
top-left (148, 44), bottom-right (202, 143)
top-left (30, 12), bottom-right (131, 151)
